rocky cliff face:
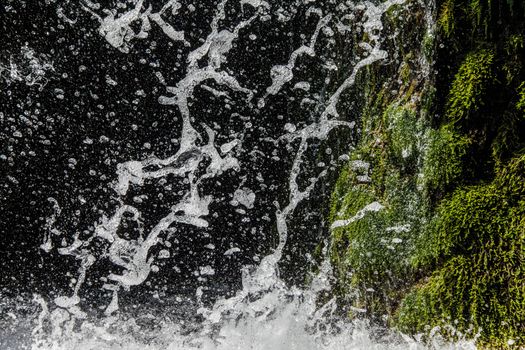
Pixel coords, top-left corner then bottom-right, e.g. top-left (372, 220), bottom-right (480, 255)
top-left (329, 0), bottom-right (525, 347)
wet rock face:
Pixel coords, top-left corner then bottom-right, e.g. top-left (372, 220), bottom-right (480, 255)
top-left (325, 0), bottom-right (525, 345)
top-left (1, 0), bottom-right (407, 311)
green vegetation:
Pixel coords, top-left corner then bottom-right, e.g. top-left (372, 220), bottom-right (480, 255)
top-left (329, 103), bottom-right (426, 320)
top-left (397, 155), bottom-right (525, 348)
top-left (328, 0), bottom-right (525, 347)
top-left (437, 0), bottom-right (519, 40)
top-left (438, 0), bottom-right (455, 38)
top-left (518, 82), bottom-right (525, 112)
top-left (385, 105), bottom-right (421, 167)
top-left (446, 50), bottom-right (494, 124)
top-left (421, 125), bottom-right (470, 195)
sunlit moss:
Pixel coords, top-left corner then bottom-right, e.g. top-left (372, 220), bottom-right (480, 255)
top-left (446, 49), bottom-right (495, 124)
top-left (518, 82), bottom-right (525, 112)
top-left (397, 154), bottom-right (525, 347)
top-left (421, 124), bottom-right (471, 195)
top-left (329, 103), bottom-right (427, 319)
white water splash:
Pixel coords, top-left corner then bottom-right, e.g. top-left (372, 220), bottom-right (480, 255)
top-left (330, 202), bottom-right (385, 230)
top-left (2, 0), bottom-right (478, 349)
top-left (0, 45), bottom-right (55, 87)
top-left (26, 259), bottom-right (477, 350)
top-left (80, 0), bottom-right (190, 53)
top-left (260, 12), bottom-right (331, 105)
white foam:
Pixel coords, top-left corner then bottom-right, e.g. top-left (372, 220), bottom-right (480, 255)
top-left (262, 14), bottom-right (331, 100)
top-left (81, 0), bottom-right (188, 53)
top-left (0, 45), bottom-right (54, 87)
top-left (331, 202), bottom-right (385, 230)
top-left (232, 188), bottom-right (256, 209)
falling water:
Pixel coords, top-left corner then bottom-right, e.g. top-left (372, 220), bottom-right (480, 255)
top-left (1, 0), bottom-right (476, 349)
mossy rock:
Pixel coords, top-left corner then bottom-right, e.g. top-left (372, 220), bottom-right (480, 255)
top-left (329, 102), bottom-right (428, 319)
top-left (327, 2), bottom-right (525, 339)
top-left (421, 124), bottom-right (471, 196)
top-left (384, 105), bottom-right (422, 171)
top-left (397, 154), bottom-right (525, 347)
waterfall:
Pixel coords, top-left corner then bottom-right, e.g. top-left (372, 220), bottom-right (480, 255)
top-left (1, 0), bottom-right (478, 349)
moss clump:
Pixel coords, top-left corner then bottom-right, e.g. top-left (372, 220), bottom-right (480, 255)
top-left (385, 105), bottom-right (421, 169)
top-left (490, 111), bottom-right (525, 166)
top-left (446, 49), bottom-right (495, 124)
top-left (330, 167), bottom-right (377, 294)
top-left (397, 154), bottom-right (525, 347)
top-left (438, 0), bottom-right (456, 38)
top-left (437, 0), bottom-right (522, 40)
top-left (329, 102), bottom-right (428, 320)
top-left (330, 163), bottom-right (425, 320)
top-left (421, 124), bottom-right (471, 195)
top-left (518, 82), bottom-right (525, 112)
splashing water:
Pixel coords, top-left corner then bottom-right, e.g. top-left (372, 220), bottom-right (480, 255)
top-left (25, 260), bottom-right (477, 350)
top-left (1, 0), bottom-right (477, 349)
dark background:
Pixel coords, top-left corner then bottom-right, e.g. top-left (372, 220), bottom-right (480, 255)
top-left (0, 0), bottom-right (359, 311)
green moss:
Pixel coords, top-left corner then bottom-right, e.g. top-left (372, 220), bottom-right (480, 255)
top-left (501, 35), bottom-right (524, 85)
top-left (467, 0), bottom-right (483, 28)
top-left (421, 124), bottom-right (471, 195)
top-left (327, 1), bottom-right (525, 347)
top-left (384, 105), bottom-right (421, 169)
top-left (329, 163), bottom-right (377, 295)
top-left (437, 0), bottom-right (488, 38)
top-left (438, 0), bottom-right (456, 37)
top-left (329, 101), bottom-right (429, 319)
top-left (422, 31), bottom-right (436, 61)
top-left (446, 49), bottom-right (495, 124)
top-left (397, 154), bottom-right (525, 347)
top-left (491, 112), bottom-right (525, 165)
top-left (330, 167), bottom-right (425, 318)
top-left (437, 0), bottom-right (520, 39)
top-left (420, 86), bottom-right (437, 118)
top-left (329, 4), bottom-right (524, 341)
top-left (505, 35), bottom-right (524, 56)
top-left (518, 82), bottom-right (525, 112)
top-left (395, 281), bottom-right (436, 336)
top-left (399, 62), bottom-right (412, 86)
